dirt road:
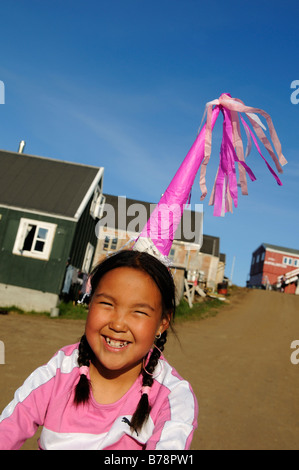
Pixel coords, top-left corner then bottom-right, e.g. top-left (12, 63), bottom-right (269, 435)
top-left (1, 288), bottom-right (299, 450)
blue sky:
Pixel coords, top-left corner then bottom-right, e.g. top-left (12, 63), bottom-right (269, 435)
top-left (0, 0), bottom-right (298, 286)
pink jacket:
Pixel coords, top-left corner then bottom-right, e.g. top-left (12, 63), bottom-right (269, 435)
top-left (0, 343), bottom-right (198, 450)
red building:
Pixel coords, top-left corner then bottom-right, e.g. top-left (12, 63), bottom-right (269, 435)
top-left (248, 243), bottom-right (299, 294)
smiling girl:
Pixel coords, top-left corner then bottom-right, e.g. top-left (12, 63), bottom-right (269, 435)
top-left (0, 250), bottom-right (198, 450)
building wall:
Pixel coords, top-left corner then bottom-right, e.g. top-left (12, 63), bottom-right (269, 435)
top-left (263, 250), bottom-right (299, 280)
top-left (216, 261), bottom-right (225, 286)
top-left (0, 207), bottom-right (76, 295)
top-left (197, 253), bottom-right (220, 290)
top-left (0, 283), bottom-right (59, 311)
top-left (69, 195), bottom-right (98, 271)
top-left (249, 245), bottom-right (265, 280)
top-left (93, 226), bottom-right (134, 268)
top-left (263, 249), bottom-right (299, 294)
top-left (248, 272), bottom-right (263, 287)
top-left (285, 283), bottom-right (297, 295)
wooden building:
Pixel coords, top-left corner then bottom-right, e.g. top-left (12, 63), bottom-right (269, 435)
top-left (0, 149), bottom-right (104, 311)
top-left (248, 243), bottom-right (299, 294)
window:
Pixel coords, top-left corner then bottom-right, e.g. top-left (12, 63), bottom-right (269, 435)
top-left (13, 218), bottom-right (56, 260)
top-left (90, 187), bottom-right (106, 219)
top-left (82, 242), bottom-right (94, 273)
top-left (103, 236), bottom-right (118, 251)
top-left (294, 259), bottom-right (298, 267)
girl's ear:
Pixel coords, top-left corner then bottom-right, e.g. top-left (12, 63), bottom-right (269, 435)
top-left (159, 312), bottom-right (171, 335)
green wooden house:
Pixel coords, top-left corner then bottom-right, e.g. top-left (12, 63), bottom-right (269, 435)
top-left (0, 149), bottom-right (104, 312)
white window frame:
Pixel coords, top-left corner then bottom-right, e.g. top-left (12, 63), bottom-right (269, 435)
top-left (283, 256), bottom-right (294, 266)
top-left (103, 235), bottom-right (118, 252)
top-left (13, 217), bottom-right (56, 261)
top-left (90, 187), bottom-right (106, 220)
top-left (82, 242), bottom-right (94, 273)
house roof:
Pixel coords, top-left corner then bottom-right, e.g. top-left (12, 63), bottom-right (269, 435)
top-left (0, 149), bottom-right (104, 219)
top-left (262, 243), bottom-right (299, 256)
top-left (103, 194), bottom-right (221, 255)
top-left (201, 234), bottom-right (220, 257)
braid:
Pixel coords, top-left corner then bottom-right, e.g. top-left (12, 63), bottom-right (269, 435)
top-left (130, 331), bottom-right (167, 433)
top-left (74, 334), bottom-right (94, 406)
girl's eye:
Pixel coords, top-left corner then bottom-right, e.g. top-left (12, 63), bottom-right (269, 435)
top-left (135, 311), bottom-right (149, 316)
top-left (100, 302), bottom-right (113, 307)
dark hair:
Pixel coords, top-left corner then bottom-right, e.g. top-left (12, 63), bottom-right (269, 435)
top-left (74, 250), bottom-right (176, 432)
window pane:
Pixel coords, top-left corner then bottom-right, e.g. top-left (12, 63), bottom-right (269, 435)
top-left (37, 228), bottom-right (48, 240)
top-left (34, 240), bottom-right (45, 252)
top-left (111, 238), bottom-right (118, 249)
top-left (22, 225), bottom-right (36, 251)
top-left (103, 236), bottom-right (110, 250)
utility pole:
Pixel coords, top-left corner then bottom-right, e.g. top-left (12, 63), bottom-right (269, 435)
top-left (230, 256), bottom-right (236, 286)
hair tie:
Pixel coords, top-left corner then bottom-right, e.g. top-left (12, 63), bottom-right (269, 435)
top-left (79, 365), bottom-right (89, 377)
top-left (141, 386), bottom-right (151, 396)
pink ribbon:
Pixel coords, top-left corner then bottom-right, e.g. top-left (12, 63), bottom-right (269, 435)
top-left (240, 115), bottom-right (283, 186)
top-left (200, 93), bottom-right (287, 216)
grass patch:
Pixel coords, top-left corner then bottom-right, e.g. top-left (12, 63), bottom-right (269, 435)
top-left (175, 296), bottom-right (225, 322)
top-left (58, 302), bottom-right (88, 320)
top-left (0, 302), bottom-right (88, 320)
top-left (0, 305), bottom-right (49, 317)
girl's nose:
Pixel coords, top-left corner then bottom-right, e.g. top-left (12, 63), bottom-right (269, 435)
top-left (108, 310), bottom-right (128, 333)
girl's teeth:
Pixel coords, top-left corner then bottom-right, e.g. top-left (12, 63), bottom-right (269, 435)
top-left (106, 337), bottom-right (128, 348)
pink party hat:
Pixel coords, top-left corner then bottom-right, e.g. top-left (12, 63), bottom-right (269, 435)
top-left (133, 93), bottom-right (287, 262)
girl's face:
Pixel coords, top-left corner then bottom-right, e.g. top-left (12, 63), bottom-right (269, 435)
top-left (85, 267), bottom-right (170, 378)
